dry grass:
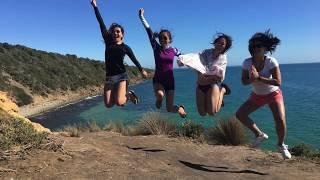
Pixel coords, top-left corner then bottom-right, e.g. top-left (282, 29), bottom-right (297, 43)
top-left (62, 121), bottom-right (101, 137)
top-left (62, 125), bottom-right (81, 137)
top-left (136, 112), bottom-right (178, 136)
top-left (104, 121), bottom-right (130, 135)
top-left (86, 121), bottom-right (101, 132)
top-left (206, 117), bottom-right (248, 146)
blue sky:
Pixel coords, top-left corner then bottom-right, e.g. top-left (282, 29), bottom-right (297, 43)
top-left (0, 0), bottom-right (319, 68)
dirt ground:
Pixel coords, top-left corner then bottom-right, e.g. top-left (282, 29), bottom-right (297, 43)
top-left (1, 131), bottom-right (319, 180)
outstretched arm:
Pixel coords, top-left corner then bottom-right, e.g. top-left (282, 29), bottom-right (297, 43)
top-left (139, 8), bottom-right (157, 48)
top-left (126, 46), bottom-right (148, 78)
top-left (91, 0), bottom-right (108, 42)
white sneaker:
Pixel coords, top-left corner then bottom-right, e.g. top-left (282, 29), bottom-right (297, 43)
top-left (278, 144), bottom-right (292, 159)
top-left (128, 90), bottom-right (139, 104)
top-left (252, 133), bottom-right (268, 148)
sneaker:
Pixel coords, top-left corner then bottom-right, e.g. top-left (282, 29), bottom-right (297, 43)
top-left (221, 83), bottom-right (231, 95)
top-left (178, 105), bottom-right (187, 118)
top-left (278, 144), bottom-right (292, 159)
top-left (128, 90), bottom-right (139, 104)
top-left (252, 133), bottom-right (268, 148)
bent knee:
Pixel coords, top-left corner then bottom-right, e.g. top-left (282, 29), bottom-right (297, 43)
top-left (198, 111), bottom-right (207, 116)
top-left (104, 99), bottom-right (114, 108)
top-left (105, 103), bottom-right (114, 108)
top-left (115, 98), bottom-right (126, 106)
top-left (156, 92), bottom-right (164, 100)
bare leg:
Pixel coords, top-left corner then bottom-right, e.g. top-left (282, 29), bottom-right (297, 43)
top-left (153, 83), bottom-right (165, 109)
top-left (268, 99), bottom-right (286, 146)
top-left (217, 85), bottom-right (227, 111)
top-left (114, 80), bottom-right (128, 106)
top-left (236, 100), bottom-right (263, 137)
top-left (207, 84), bottom-right (226, 115)
top-left (104, 83), bottom-right (115, 108)
top-left (196, 86), bottom-right (207, 116)
top-left (165, 90), bottom-right (186, 117)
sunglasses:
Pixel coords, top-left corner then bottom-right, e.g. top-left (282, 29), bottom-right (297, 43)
top-left (251, 43), bottom-right (264, 48)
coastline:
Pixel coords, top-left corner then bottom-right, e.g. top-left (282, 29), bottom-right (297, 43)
top-left (19, 87), bottom-right (103, 118)
top-left (19, 78), bottom-right (151, 118)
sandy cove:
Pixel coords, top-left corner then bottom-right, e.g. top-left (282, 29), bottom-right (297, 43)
top-left (19, 87), bottom-right (103, 118)
top-left (0, 131), bottom-right (319, 179)
top-left (19, 78), bottom-right (149, 118)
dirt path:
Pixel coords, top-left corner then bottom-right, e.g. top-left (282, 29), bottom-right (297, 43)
top-left (1, 132), bottom-right (319, 179)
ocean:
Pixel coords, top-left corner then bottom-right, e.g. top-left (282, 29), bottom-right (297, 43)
top-left (30, 63), bottom-right (320, 150)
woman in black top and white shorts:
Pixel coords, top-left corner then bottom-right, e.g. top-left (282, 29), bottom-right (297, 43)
top-left (90, 0), bottom-right (148, 107)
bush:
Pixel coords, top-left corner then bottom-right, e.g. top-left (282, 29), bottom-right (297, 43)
top-left (290, 143), bottom-right (320, 159)
top-left (206, 118), bottom-right (248, 146)
top-left (0, 109), bottom-right (48, 150)
top-left (180, 120), bottom-right (204, 139)
top-left (9, 86), bottom-right (33, 106)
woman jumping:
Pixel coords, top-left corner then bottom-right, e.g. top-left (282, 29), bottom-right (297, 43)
top-left (90, 0), bottom-right (147, 108)
top-left (139, 8), bottom-right (186, 118)
top-left (178, 33), bottom-right (232, 116)
top-left (236, 30), bottom-right (291, 159)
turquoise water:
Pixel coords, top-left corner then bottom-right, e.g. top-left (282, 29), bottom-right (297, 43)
top-left (31, 63), bottom-right (320, 150)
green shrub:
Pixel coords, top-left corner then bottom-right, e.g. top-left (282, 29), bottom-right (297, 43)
top-left (290, 143), bottom-right (320, 159)
top-left (0, 109), bottom-right (48, 150)
top-left (180, 120), bottom-right (204, 139)
top-left (9, 86), bottom-right (33, 106)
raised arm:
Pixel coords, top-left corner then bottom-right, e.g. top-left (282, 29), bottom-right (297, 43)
top-left (91, 0), bottom-right (108, 42)
top-left (139, 8), bottom-right (158, 48)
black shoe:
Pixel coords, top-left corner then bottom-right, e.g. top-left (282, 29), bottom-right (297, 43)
top-left (128, 90), bottom-right (139, 104)
top-left (221, 83), bottom-right (231, 95)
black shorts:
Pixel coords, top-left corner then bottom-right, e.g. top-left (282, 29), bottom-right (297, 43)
top-left (153, 77), bottom-right (175, 91)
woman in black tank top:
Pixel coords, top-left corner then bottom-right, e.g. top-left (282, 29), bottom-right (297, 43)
top-left (90, 0), bottom-right (147, 108)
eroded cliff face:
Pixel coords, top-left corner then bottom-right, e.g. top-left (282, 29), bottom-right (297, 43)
top-left (0, 91), bottom-right (51, 133)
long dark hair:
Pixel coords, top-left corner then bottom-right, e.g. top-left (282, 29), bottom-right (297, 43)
top-left (211, 33), bottom-right (233, 54)
top-left (248, 29), bottom-right (280, 55)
